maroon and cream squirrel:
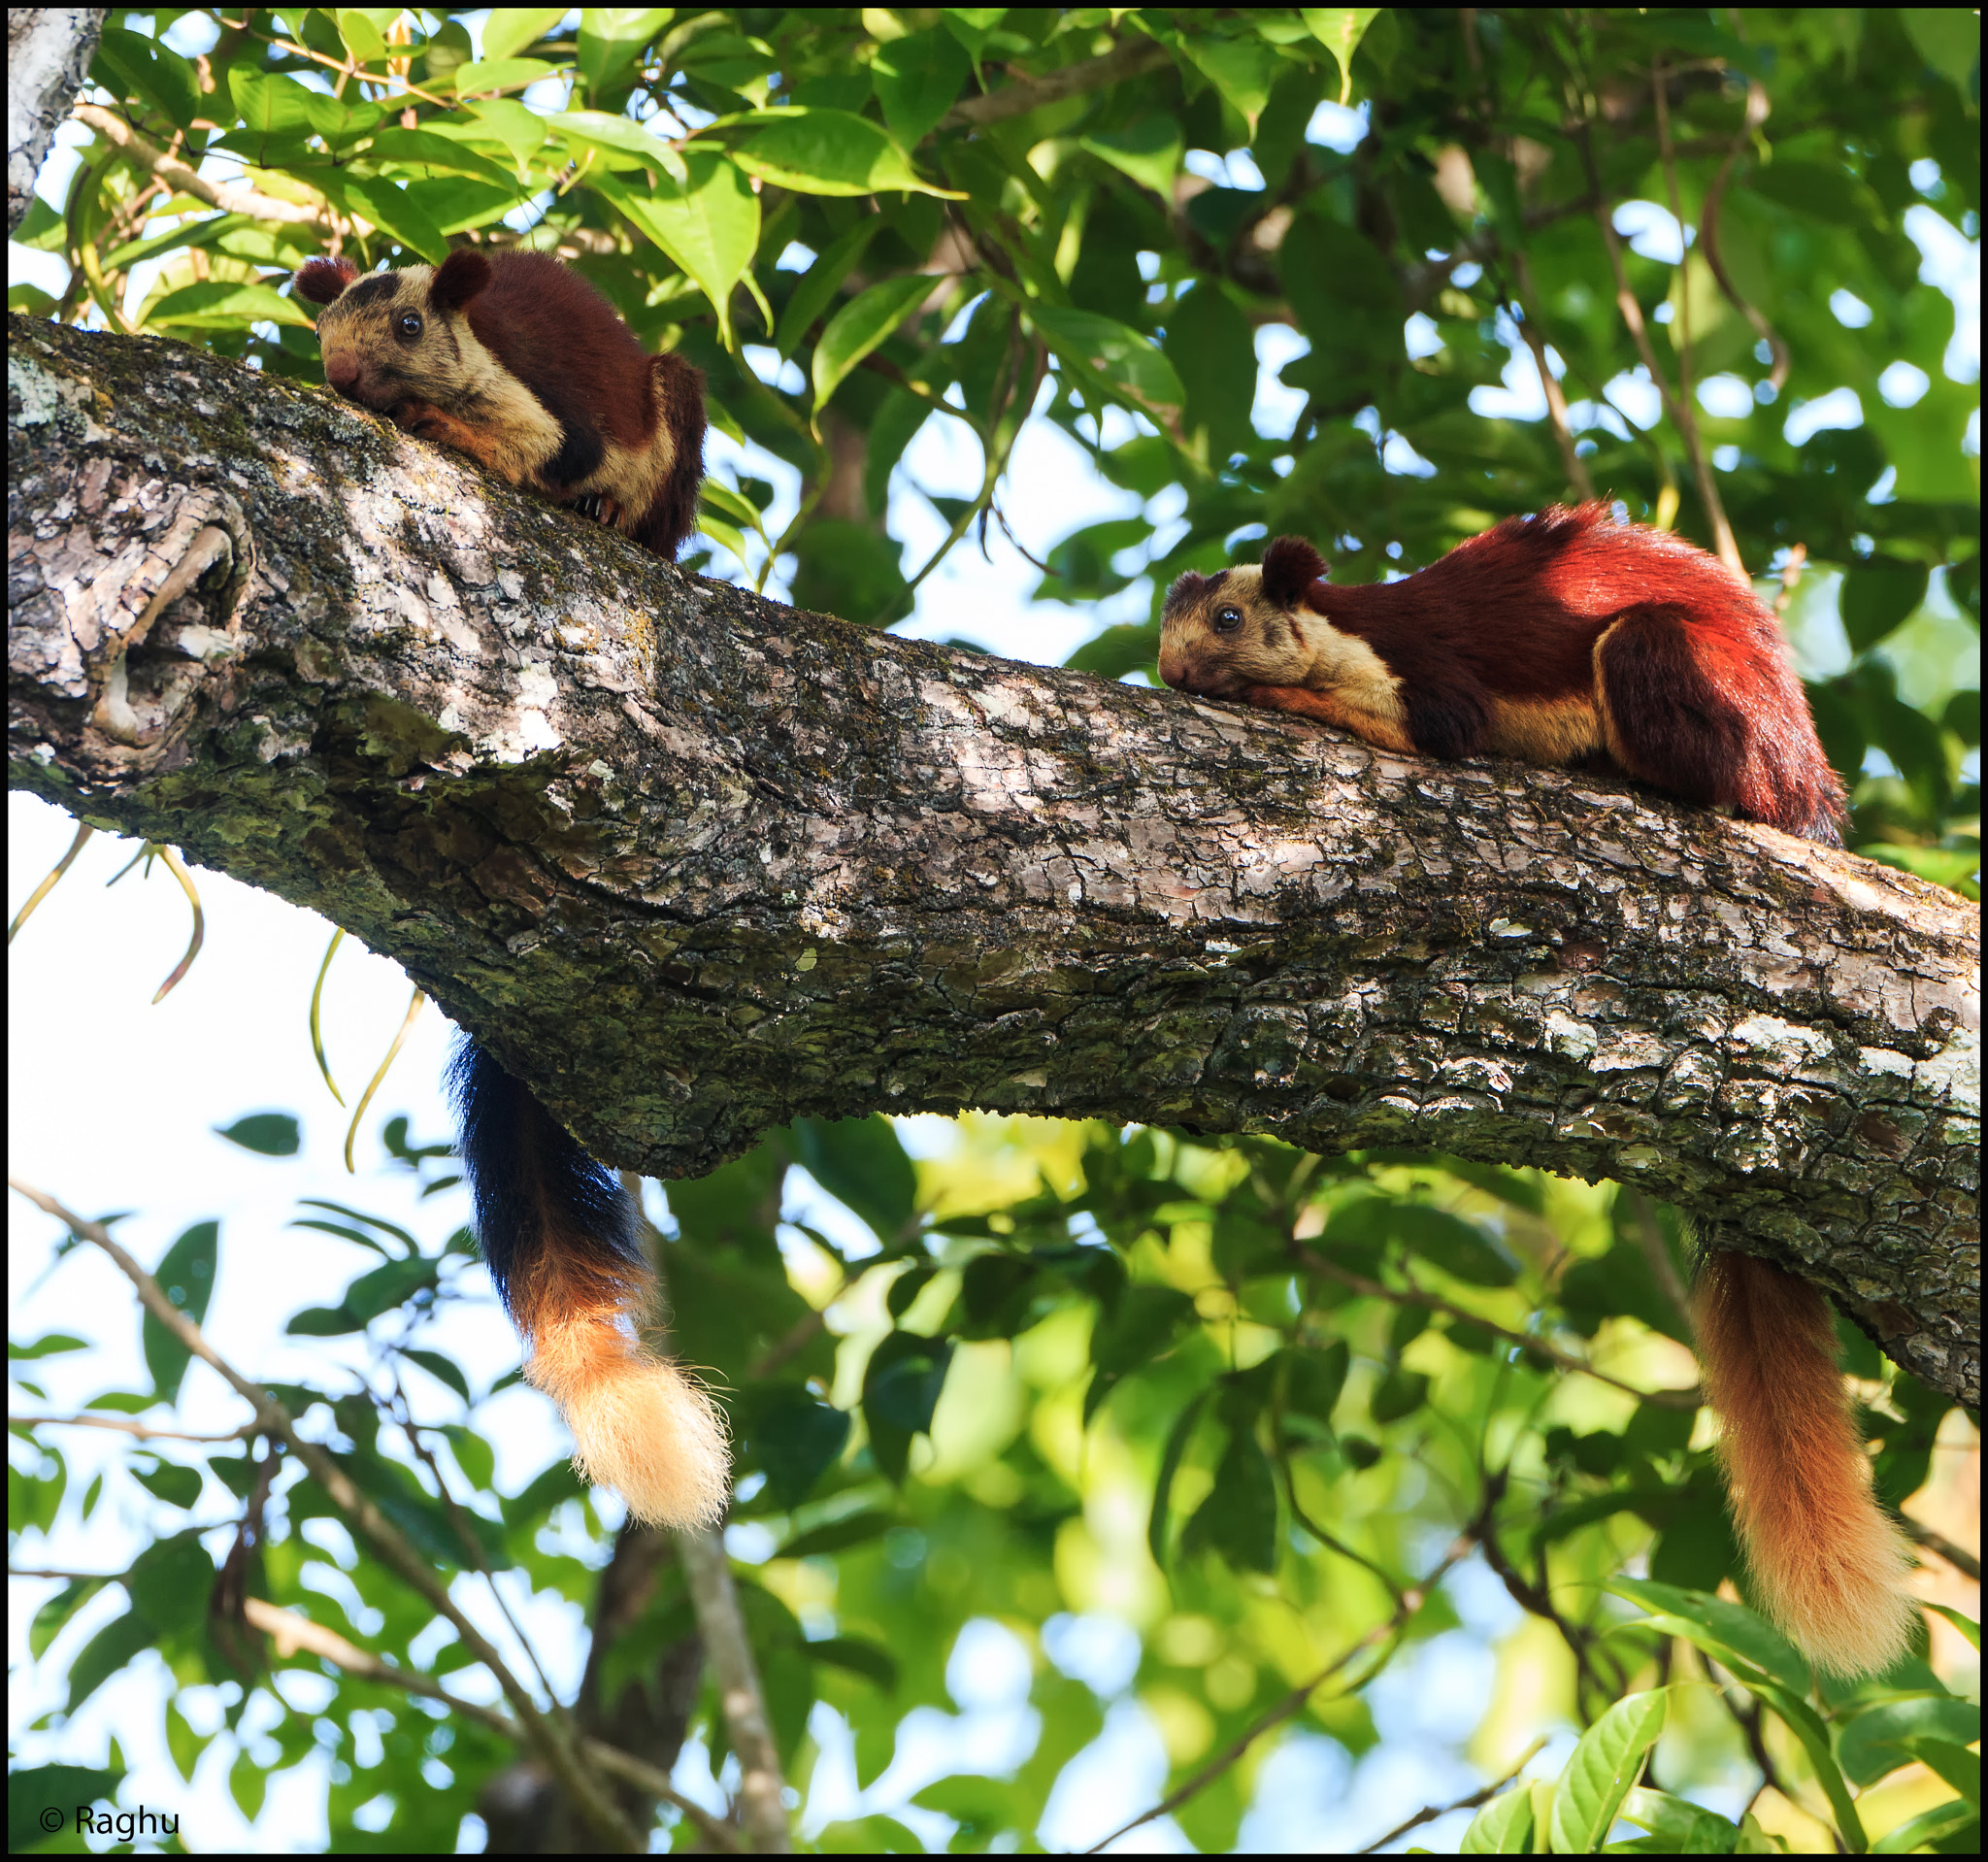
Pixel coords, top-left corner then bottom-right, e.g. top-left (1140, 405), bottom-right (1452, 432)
top-left (297, 251), bottom-right (1912, 1676)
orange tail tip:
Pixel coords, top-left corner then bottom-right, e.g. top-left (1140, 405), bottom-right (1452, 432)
top-left (525, 1316), bottom-right (731, 1528)
top-left (1693, 1251), bottom-right (1918, 1678)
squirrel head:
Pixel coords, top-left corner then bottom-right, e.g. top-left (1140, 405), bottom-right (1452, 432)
top-left (1158, 537), bottom-right (1329, 697)
top-left (292, 249), bottom-right (498, 415)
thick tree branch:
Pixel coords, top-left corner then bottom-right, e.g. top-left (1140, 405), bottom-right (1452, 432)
top-left (7, 315), bottom-right (1979, 1407)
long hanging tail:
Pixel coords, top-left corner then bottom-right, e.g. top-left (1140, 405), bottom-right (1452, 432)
top-left (1692, 1249), bottom-right (1917, 1677)
top-left (447, 1036), bottom-right (728, 1526)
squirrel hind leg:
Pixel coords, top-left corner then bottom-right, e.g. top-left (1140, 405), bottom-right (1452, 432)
top-left (1693, 1251), bottom-right (1918, 1678)
top-left (1593, 608), bottom-right (1749, 807)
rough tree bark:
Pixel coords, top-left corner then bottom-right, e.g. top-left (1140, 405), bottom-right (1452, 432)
top-left (6, 9), bottom-right (105, 236)
top-left (8, 314), bottom-right (1980, 1405)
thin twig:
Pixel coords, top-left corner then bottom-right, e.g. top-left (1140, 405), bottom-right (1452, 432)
top-left (1699, 83), bottom-right (1788, 392)
top-left (9, 1412), bottom-right (253, 1444)
top-left (72, 104), bottom-right (334, 231)
top-left (6, 1176), bottom-right (645, 1854)
top-left (1290, 1243), bottom-right (1701, 1409)
top-left (940, 39), bottom-right (1175, 132)
top-left (1578, 121), bottom-right (1739, 572)
top-left (1085, 1535), bottom-right (1476, 1852)
top-left (239, 1598), bottom-right (741, 1850)
top-left (1358, 1736), bottom-right (1548, 1853)
top-left (1507, 251), bottom-right (1596, 501)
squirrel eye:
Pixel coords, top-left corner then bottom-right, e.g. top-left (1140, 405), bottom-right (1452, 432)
top-left (1212, 606), bottom-right (1243, 634)
top-left (397, 311), bottom-right (422, 338)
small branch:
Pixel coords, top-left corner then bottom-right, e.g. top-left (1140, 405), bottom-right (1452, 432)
top-left (678, 1525), bottom-right (790, 1852)
top-left (240, 1598), bottom-right (741, 1851)
top-left (1084, 1535), bottom-right (1476, 1852)
top-left (1904, 1518), bottom-right (1981, 1583)
top-left (1699, 83), bottom-right (1789, 393)
top-left (6, 1176), bottom-right (645, 1856)
top-left (1506, 251), bottom-right (1596, 502)
top-left (1358, 1736), bottom-right (1549, 1854)
top-left (1290, 1243), bottom-right (1701, 1410)
top-left (941, 40), bottom-right (1175, 132)
top-left (1578, 122), bottom-right (1739, 572)
top-left (71, 104), bottom-right (335, 232)
top-left (9, 1412), bottom-right (253, 1444)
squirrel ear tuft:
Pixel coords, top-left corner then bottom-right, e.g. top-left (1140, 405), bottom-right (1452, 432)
top-left (429, 248), bottom-right (493, 315)
top-left (293, 255), bottom-right (359, 306)
top-left (1164, 570), bottom-right (1208, 614)
top-left (1261, 536), bottom-right (1327, 607)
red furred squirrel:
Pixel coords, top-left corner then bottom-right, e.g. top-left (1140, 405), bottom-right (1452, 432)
top-left (1162, 507), bottom-right (1916, 1679)
top-left (295, 247), bottom-right (726, 1528)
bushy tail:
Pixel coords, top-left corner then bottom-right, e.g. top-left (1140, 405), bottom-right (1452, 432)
top-left (447, 1037), bottom-right (729, 1527)
top-left (1693, 1249), bottom-right (1917, 1677)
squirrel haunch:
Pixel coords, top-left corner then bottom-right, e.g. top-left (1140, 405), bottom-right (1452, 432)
top-left (1162, 508), bottom-right (1916, 1678)
top-left (1158, 503), bottom-right (1846, 845)
top-left (294, 249), bottom-right (705, 559)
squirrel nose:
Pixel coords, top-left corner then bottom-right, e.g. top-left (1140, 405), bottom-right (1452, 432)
top-left (325, 351), bottom-right (359, 392)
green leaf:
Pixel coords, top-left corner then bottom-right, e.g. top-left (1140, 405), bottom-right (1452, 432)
top-left (1393, 1205), bottom-right (1519, 1287)
top-left (442, 1422), bottom-right (495, 1489)
top-left (132, 1461), bottom-right (204, 1510)
top-left (1606, 1579), bottom-right (1811, 1692)
top-left (326, 176), bottom-right (450, 265)
top-left (730, 111), bottom-right (964, 198)
top-left (1459, 1783), bottom-right (1537, 1853)
top-left (779, 1509), bottom-right (892, 1561)
top-left (342, 1255), bottom-right (441, 1323)
top-left (1302, 8), bottom-right (1382, 103)
top-left (361, 126), bottom-right (518, 190)
top-left (143, 1221), bottom-right (217, 1405)
top-left (1842, 562), bottom-right (1931, 654)
top-left (91, 27), bottom-right (202, 130)
top-left (1838, 1697), bottom-right (1981, 1790)
top-left (480, 9), bottom-right (568, 62)
top-left (1183, 1426), bottom-right (1278, 1572)
top-left (1091, 1283), bottom-right (1196, 1378)
top-left (1900, 10), bottom-right (1983, 88)
top-left (745, 1383), bottom-right (852, 1510)
top-left (1064, 620), bottom-right (1160, 680)
top-left (812, 274), bottom-right (935, 425)
top-left (12, 1333), bottom-right (89, 1362)
top-left (451, 58), bottom-right (562, 95)
top-left (1027, 304), bottom-right (1184, 416)
top-left (1870, 1799), bottom-right (1977, 1854)
top-left (147, 281), bottom-right (316, 331)
top-left (871, 26), bottom-right (971, 150)
top-left (1164, 283), bottom-right (1259, 464)
top-left (549, 108), bottom-right (685, 173)
top-left (64, 1606), bottom-right (158, 1713)
top-left (789, 1114), bottom-right (918, 1245)
top-left (1369, 1366), bottom-right (1429, 1423)
top-left (399, 1347), bottom-right (471, 1403)
top-left (1149, 1388), bottom-right (1211, 1566)
top-left (215, 1112), bottom-right (300, 1156)
top-left (790, 519), bottom-right (913, 627)
top-left (1182, 34), bottom-right (1276, 135)
top-left (1617, 1784), bottom-right (1740, 1852)
top-left (774, 219), bottom-right (884, 356)
top-left (1283, 1340), bottom-right (1349, 1422)
top-left (594, 155), bottom-right (758, 341)
top-left (1080, 117), bottom-right (1183, 196)
top-left (1901, 1738), bottom-right (1979, 1807)
top-left (1547, 1687), bottom-right (1669, 1852)
top-left (577, 9), bottom-right (677, 100)
top-left (808, 1635), bottom-right (899, 1688)
top-left (8, 1764), bottom-right (123, 1854)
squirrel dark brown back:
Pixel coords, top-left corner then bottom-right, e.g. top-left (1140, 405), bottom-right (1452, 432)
top-left (294, 248), bottom-right (705, 560)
